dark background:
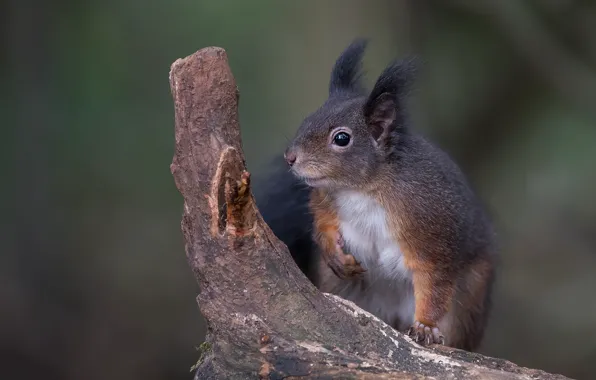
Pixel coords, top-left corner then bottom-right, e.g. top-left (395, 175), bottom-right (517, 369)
top-left (3, 1), bottom-right (596, 379)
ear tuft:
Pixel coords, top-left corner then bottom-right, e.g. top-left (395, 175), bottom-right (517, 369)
top-left (329, 38), bottom-right (369, 95)
top-left (364, 57), bottom-right (419, 142)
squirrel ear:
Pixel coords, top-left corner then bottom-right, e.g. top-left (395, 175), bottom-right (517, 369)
top-left (329, 38), bottom-right (369, 95)
top-left (364, 57), bottom-right (418, 141)
top-left (364, 93), bottom-right (396, 141)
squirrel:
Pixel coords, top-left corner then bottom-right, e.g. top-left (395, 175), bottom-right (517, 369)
top-left (281, 39), bottom-right (497, 352)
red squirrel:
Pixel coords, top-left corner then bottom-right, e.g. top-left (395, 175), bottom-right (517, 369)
top-left (283, 39), bottom-right (497, 351)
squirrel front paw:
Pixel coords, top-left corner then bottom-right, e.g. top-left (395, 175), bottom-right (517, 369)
top-left (328, 252), bottom-right (366, 280)
top-left (327, 232), bottom-right (366, 280)
top-left (407, 321), bottom-right (445, 346)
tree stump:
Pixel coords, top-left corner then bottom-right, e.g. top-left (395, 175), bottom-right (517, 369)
top-left (169, 47), bottom-right (570, 380)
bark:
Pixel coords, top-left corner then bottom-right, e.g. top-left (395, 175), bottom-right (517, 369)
top-left (169, 47), bottom-right (570, 380)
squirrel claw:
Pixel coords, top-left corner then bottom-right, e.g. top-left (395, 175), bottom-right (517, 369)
top-left (408, 321), bottom-right (444, 346)
top-left (336, 233), bottom-right (345, 249)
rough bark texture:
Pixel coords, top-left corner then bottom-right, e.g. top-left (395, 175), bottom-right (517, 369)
top-left (169, 47), bottom-right (571, 380)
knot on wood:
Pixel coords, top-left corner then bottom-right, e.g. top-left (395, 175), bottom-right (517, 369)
top-left (223, 170), bottom-right (254, 234)
top-left (211, 146), bottom-right (257, 237)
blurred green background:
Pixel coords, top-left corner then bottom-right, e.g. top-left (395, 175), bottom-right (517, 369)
top-left (3, 0), bottom-right (596, 379)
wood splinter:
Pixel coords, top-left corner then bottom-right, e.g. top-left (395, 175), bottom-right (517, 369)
top-left (225, 170), bottom-right (254, 236)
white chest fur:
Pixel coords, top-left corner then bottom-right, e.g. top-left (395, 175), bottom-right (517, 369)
top-left (334, 190), bottom-right (411, 281)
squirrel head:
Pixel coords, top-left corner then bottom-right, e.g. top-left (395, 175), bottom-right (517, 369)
top-left (285, 39), bottom-right (418, 190)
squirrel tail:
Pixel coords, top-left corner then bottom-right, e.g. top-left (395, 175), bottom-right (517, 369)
top-left (253, 156), bottom-right (318, 282)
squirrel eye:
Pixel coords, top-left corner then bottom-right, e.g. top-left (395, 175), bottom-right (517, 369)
top-left (332, 132), bottom-right (351, 147)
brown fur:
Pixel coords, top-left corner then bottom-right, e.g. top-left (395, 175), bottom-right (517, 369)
top-left (310, 188), bottom-right (366, 279)
top-left (443, 256), bottom-right (495, 350)
top-left (308, 166), bottom-right (496, 351)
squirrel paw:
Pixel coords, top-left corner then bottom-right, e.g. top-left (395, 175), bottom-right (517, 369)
top-left (407, 321), bottom-right (444, 346)
top-left (328, 253), bottom-right (366, 280)
top-left (327, 232), bottom-right (366, 280)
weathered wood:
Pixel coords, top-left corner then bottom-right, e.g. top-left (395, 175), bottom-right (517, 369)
top-left (169, 47), bottom-right (570, 380)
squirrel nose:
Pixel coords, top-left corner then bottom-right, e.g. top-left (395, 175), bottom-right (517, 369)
top-left (284, 149), bottom-right (297, 166)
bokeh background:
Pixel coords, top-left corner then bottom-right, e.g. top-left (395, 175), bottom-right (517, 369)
top-left (3, 0), bottom-right (596, 379)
